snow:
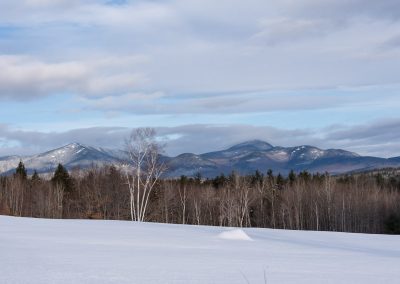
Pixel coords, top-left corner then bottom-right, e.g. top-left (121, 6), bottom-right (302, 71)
top-left (218, 229), bottom-right (252, 241)
top-left (267, 150), bottom-right (289, 162)
top-left (1, 216), bottom-right (400, 284)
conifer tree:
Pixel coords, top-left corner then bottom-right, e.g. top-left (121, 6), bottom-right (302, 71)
top-left (288, 170), bottom-right (296, 185)
top-left (15, 160), bottom-right (27, 180)
top-left (31, 170), bottom-right (40, 182)
top-left (276, 173), bottom-right (285, 189)
top-left (51, 164), bottom-right (73, 193)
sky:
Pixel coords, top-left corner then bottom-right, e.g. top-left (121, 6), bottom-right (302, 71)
top-left (0, 0), bottom-right (400, 157)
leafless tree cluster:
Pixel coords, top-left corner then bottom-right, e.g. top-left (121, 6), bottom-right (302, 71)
top-left (0, 166), bottom-right (129, 220)
top-left (1, 167), bottom-right (399, 234)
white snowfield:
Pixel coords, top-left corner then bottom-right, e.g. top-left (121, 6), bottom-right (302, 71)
top-left (1, 216), bottom-right (400, 284)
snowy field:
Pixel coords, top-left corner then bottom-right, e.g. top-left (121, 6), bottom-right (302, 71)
top-left (1, 216), bottom-right (400, 284)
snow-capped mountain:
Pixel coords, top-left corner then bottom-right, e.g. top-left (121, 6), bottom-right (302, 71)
top-left (1, 140), bottom-right (399, 177)
top-left (0, 143), bottom-right (124, 175)
top-left (165, 140), bottom-right (399, 177)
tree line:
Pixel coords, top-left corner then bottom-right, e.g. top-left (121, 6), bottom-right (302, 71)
top-left (1, 161), bottom-right (400, 234)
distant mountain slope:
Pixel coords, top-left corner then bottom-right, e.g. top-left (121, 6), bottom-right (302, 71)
top-left (0, 143), bottom-right (124, 175)
top-left (165, 141), bottom-right (399, 177)
top-left (0, 140), bottom-right (399, 177)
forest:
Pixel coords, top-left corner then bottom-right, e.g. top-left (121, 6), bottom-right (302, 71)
top-left (1, 160), bottom-right (400, 235)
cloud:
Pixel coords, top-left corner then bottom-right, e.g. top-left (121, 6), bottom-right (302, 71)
top-left (1, 0), bottom-right (400, 102)
top-left (0, 124), bottom-right (314, 156)
top-left (79, 92), bottom-right (165, 111)
top-left (0, 56), bottom-right (87, 99)
top-left (23, 0), bottom-right (81, 8)
top-left (325, 118), bottom-right (400, 157)
top-left (327, 119), bottom-right (400, 141)
top-left (1, 119), bottom-right (400, 157)
top-left (157, 124), bottom-right (314, 156)
top-left (0, 55), bottom-right (147, 100)
top-left (381, 34), bottom-right (400, 50)
top-left (0, 1), bottom-right (178, 29)
top-left (277, 0), bottom-right (400, 23)
top-left (0, 0), bottom-right (399, 160)
top-left (0, 124), bottom-right (130, 156)
top-left (78, 87), bottom-right (400, 115)
top-left (252, 18), bottom-right (334, 45)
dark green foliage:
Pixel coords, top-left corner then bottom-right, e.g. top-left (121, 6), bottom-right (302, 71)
top-left (179, 175), bottom-right (188, 190)
top-left (313, 172), bottom-right (324, 182)
top-left (179, 175), bottom-right (188, 184)
top-left (15, 161), bottom-right (27, 180)
top-left (276, 173), bottom-right (285, 189)
top-left (51, 164), bottom-right (74, 192)
top-left (288, 170), bottom-right (296, 185)
top-left (388, 177), bottom-right (399, 189)
top-left (228, 171), bottom-right (238, 184)
top-left (267, 169), bottom-right (273, 180)
top-left (375, 173), bottom-right (384, 187)
top-left (298, 170), bottom-right (311, 181)
top-left (31, 170), bottom-right (40, 182)
top-left (251, 170), bottom-right (264, 187)
top-left (212, 174), bottom-right (227, 189)
top-left (194, 172), bottom-right (202, 184)
top-left (337, 174), bottom-right (355, 184)
top-left (384, 214), bottom-right (400, 235)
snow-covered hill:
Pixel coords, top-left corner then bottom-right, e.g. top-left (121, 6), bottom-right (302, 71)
top-left (1, 216), bottom-right (399, 283)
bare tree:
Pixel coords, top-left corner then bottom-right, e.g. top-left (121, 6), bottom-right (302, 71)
top-left (178, 181), bottom-right (187, 225)
top-left (124, 128), bottom-right (165, 222)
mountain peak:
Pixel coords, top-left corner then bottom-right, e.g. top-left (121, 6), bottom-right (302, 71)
top-left (229, 140), bottom-right (273, 151)
top-left (64, 142), bottom-right (86, 149)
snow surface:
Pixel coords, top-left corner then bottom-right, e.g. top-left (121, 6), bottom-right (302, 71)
top-left (1, 216), bottom-right (400, 284)
top-left (217, 229), bottom-right (253, 241)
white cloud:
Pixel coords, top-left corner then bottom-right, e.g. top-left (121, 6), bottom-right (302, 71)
top-left (78, 87), bottom-right (400, 115)
top-left (2, 120), bottom-right (400, 157)
top-left (23, 0), bottom-right (81, 8)
top-left (80, 92), bottom-right (165, 110)
top-left (0, 1), bottom-right (179, 29)
top-left (0, 55), bottom-right (148, 100)
top-left (252, 18), bottom-right (333, 45)
top-left (1, 0), bottom-right (400, 100)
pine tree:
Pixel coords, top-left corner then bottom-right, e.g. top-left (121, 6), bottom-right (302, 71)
top-left (251, 170), bottom-right (264, 186)
top-left (276, 173), bottom-right (285, 190)
top-left (51, 164), bottom-right (73, 193)
top-left (288, 170), bottom-right (296, 185)
top-left (212, 173), bottom-right (227, 189)
top-left (194, 172), bottom-right (202, 184)
top-left (15, 160), bottom-right (27, 180)
top-left (31, 170), bottom-right (40, 182)
top-left (267, 169), bottom-right (274, 186)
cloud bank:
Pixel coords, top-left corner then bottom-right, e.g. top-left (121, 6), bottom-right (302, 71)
top-left (0, 0), bottom-right (399, 158)
top-left (1, 119), bottom-right (400, 158)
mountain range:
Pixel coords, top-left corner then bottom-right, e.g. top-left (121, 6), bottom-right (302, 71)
top-left (1, 140), bottom-right (399, 177)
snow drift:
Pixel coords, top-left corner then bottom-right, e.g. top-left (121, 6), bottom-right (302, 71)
top-left (217, 229), bottom-right (253, 241)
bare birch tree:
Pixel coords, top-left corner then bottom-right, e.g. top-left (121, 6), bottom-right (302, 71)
top-left (124, 128), bottom-right (165, 222)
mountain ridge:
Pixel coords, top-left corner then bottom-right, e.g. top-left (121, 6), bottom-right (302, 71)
top-left (0, 140), bottom-right (399, 177)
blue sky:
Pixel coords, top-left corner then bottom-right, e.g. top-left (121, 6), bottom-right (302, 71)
top-left (1, 0), bottom-right (400, 157)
